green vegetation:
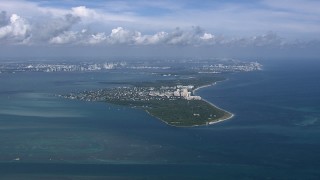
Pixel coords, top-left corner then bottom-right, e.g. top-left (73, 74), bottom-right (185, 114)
top-left (107, 98), bottom-right (232, 127)
top-left (146, 99), bottom-right (232, 126)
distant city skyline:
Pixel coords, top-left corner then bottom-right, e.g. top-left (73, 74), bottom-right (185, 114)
top-left (0, 0), bottom-right (319, 58)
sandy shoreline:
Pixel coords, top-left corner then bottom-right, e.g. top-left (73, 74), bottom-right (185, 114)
top-left (193, 81), bottom-right (234, 125)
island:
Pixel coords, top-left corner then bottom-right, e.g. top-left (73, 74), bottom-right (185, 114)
top-left (61, 75), bottom-right (233, 127)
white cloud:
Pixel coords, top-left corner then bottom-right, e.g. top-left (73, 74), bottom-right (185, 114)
top-left (201, 33), bottom-right (214, 40)
top-left (46, 26), bottom-right (289, 48)
top-left (251, 32), bottom-right (284, 47)
top-left (163, 27), bottom-right (212, 45)
top-left (70, 5), bottom-right (137, 25)
top-left (100, 26), bottom-right (216, 46)
top-left (49, 31), bottom-right (79, 44)
top-left (33, 14), bottom-right (80, 42)
top-left (0, 13), bottom-right (30, 43)
top-left (72, 6), bottom-right (91, 18)
top-left (143, 31), bottom-right (168, 45)
top-left (89, 32), bottom-right (107, 44)
top-left (220, 31), bottom-right (285, 48)
top-left (107, 27), bottom-right (140, 44)
top-left (71, 6), bottom-right (100, 20)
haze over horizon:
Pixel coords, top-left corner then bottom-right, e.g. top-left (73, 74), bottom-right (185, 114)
top-left (0, 0), bottom-right (319, 58)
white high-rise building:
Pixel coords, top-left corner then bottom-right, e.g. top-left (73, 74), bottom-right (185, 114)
top-left (174, 89), bottom-right (180, 97)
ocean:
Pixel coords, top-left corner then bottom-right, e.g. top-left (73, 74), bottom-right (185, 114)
top-left (0, 59), bottom-right (319, 179)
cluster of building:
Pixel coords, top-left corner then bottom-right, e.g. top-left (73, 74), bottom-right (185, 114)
top-left (0, 60), bottom-right (262, 74)
top-left (0, 62), bottom-right (174, 73)
top-left (196, 61), bottom-right (262, 73)
top-left (148, 85), bottom-right (201, 100)
top-left (0, 62), bottom-right (127, 73)
top-left (23, 62), bottom-right (123, 72)
top-left (62, 84), bottom-right (202, 103)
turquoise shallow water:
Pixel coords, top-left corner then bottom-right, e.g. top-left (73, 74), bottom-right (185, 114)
top-left (0, 59), bottom-right (320, 179)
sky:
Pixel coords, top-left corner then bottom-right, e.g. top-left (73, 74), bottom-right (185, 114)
top-left (0, 0), bottom-right (319, 58)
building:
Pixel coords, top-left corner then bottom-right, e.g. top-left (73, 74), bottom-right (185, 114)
top-left (186, 96), bottom-right (201, 100)
top-left (174, 89), bottom-right (180, 96)
top-left (180, 88), bottom-right (189, 97)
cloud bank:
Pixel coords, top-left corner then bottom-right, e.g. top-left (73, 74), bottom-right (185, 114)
top-left (0, 9), bottom-right (288, 48)
top-left (0, 0), bottom-right (319, 57)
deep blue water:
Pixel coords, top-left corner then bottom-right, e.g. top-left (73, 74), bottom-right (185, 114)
top-left (0, 59), bottom-right (319, 179)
